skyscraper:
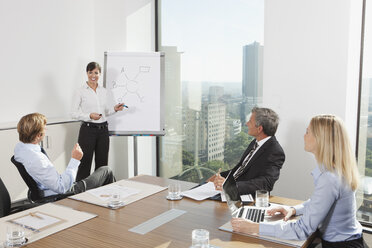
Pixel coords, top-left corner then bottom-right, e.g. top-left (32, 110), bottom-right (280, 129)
top-left (159, 46), bottom-right (183, 177)
top-left (241, 41), bottom-right (263, 123)
top-left (242, 41), bottom-right (263, 99)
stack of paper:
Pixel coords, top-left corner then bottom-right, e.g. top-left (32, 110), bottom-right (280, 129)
top-left (182, 182), bottom-right (220, 201)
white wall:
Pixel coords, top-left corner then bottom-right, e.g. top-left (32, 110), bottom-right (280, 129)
top-left (264, 0), bottom-right (363, 200)
top-left (0, 0), bottom-right (95, 123)
top-left (0, 0), bottom-right (156, 201)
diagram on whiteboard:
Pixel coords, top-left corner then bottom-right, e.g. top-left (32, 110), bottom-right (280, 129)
top-left (104, 51), bottom-right (164, 135)
top-left (110, 65), bottom-right (151, 103)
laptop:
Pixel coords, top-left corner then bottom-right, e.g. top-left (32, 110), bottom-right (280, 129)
top-left (220, 172), bottom-right (307, 247)
top-left (222, 171), bottom-right (267, 223)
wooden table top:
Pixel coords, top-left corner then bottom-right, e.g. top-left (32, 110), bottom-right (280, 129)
top-left (23, 175), bottom-right (308, 248)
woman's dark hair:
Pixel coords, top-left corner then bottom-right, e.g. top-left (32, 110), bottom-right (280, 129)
top-left (86, 62), bottom-right (101, 73)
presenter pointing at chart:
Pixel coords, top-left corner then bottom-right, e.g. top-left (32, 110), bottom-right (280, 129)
top-left (71, 62), bottom-right (125, 181)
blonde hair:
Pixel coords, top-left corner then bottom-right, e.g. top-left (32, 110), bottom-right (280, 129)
top-left (310, 115), bottom-right (359, 190)
top-left (17, 113), bottom-right (47, 143)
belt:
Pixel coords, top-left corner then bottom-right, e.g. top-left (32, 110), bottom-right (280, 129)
top-left (82, 122), bottom-right (108, 129)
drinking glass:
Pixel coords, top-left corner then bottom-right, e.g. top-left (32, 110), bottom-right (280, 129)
top-left (5, 224), bottom-right (26, 247)
top-left (167, 183), bottom-right (182, 200)
top-left (108, 192), bottom-right (123, 208)
top-left (255, 190), bottom-right (269, 207)
top-left (191, 229), bottom-right (209, 248)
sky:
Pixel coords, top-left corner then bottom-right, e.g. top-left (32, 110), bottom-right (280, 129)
top-left (160, 0), bottom-right (264, 82)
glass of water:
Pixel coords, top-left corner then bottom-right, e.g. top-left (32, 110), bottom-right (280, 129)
top-left (255, 190), bottom-right (269, 207)
top-left (167, 183), bottom-right (182, 200)
top-left (6, 224), bottom-right (26, 247)
top-left (108, 192), bottom-right (123, 208)
top-left (191, 229), bottom-right (209, 248)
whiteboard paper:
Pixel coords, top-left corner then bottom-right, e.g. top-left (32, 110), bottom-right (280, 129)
top-left (104, 51), bottom-right (165, 135)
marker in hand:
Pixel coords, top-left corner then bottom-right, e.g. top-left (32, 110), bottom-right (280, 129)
top-left (122, 104), bottom-right (129, 108)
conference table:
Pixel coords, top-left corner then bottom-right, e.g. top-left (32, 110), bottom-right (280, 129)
top-left (23, 175), bottom-right (312, 248)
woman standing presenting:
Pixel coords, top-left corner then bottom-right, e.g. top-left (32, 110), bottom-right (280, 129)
top-left (71, 62), bottom-right (124, 181)
top-left (231, 115), bottom-right (365, 247)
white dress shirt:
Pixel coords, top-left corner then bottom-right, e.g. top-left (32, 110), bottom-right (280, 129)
top-left (71, 83), bottom-right (116, 123)
top-left (248, 136), bottom-right (271, 163)
top-left (14, 142), bottom-right (80, 196)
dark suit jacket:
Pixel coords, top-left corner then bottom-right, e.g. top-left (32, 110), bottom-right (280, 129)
top-left (220, 136), bottom-right (285, 196)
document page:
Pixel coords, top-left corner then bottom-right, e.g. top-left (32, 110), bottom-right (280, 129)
top-left (182, 182), bottom-right (220, 201)
top-left (8, 211), bottom-right (64, 232)
top-left (86, 184), bottom-right (140, 201)
top-left (220, 193), bottom-right (253, 202)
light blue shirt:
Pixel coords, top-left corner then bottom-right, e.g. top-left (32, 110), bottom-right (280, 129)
top-left (14, 142), bottom-right (80, 196)
top-left (260, 165), bottom-right (362, 242)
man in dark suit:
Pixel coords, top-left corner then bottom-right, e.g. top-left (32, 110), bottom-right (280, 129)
top-left (208, 107), bottom-right (285, 196)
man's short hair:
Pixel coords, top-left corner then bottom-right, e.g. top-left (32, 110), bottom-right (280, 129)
top-left (252, 107), bottom-right (279, 136)
top-left (17, 113), bottom-right (47, 143)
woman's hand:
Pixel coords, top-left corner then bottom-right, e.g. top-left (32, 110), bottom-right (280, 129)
top-left (266, 206), bottom-right (296, 221)
top-left (231, 218), bottom-right (259, 235)
top-left (114, 103), bottom-right (125, 112)
top-left (90, 113), bottom-right (102, 120)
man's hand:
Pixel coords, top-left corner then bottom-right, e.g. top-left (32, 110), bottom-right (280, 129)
top-left (71, 143), bottom-right (83, 161)
top-left (266, 206), bottom-right (296, 221)
top-left (206, 168), bottom-right (225, 190)
top-left (213, 174), bottom-right (226, 190)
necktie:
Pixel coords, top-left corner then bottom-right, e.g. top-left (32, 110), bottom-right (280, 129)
top-left (233, 142), bottom-right (258, 180)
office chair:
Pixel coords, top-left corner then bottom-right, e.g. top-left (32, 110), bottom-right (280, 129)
top-left (0, 176), bottom-right (39, 218)
top-left (11, 156), bottom-right (73, 203)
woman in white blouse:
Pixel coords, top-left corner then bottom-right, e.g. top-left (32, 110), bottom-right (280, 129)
top-left (231, 115), bottom-right (365, 248)
top-left (71, 62), bottom-right (124, 181)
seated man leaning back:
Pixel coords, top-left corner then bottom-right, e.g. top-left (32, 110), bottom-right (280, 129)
top-left (208, 107), bottom-right (285, 196)
top-left (14, 113), bottom-right (115, 197)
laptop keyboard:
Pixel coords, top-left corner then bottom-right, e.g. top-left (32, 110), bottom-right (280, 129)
top-left (238, 207), bottom-right (265, 223)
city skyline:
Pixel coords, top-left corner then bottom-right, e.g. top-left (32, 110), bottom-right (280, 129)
top-left (161, 0), bottom-right (264, 82)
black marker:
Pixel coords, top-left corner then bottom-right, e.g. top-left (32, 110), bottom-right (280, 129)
top-left (122, 104), bottom-right (129, 108)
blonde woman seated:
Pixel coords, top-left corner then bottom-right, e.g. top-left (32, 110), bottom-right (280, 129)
top-left (231, 115), bottom-right (365, 248)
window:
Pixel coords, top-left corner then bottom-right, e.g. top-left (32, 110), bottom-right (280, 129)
top-left (357, 0), bottom-right (372, 226)
top-left (157, 0), bottom-right (263, 182)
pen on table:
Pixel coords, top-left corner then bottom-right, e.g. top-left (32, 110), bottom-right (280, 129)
top-left (29, 212), bottom-right (43, 219)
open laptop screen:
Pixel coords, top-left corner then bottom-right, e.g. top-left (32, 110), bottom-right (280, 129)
top-left (222, 171), bottom-right (242, 213)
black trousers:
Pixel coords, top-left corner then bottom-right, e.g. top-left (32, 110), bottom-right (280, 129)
top-left (76, 122), bottom-right (109, 181)
top-left (71, 166), bottom-right (115, 194)
top-left (321, 236), bottom-right (366, 248)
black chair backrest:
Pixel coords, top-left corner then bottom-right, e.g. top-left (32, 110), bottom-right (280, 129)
top-left (11, 156), bottom-right (44, 202)
top-left (0, 177), bottom-right (11, 217)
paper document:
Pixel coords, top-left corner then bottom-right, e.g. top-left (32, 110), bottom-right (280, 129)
top-left (69, 179), bottom-right (166, 208)
top-left (220, 192), bottom-right (253, 202)
top-left (219, 219), bottom-right (305, 248)
top-left (86, 184), bottom-right (140, 202)
top-left (8, 211), bottom-right (64, 232)
top-left (182, 182), bottom-right (220, 201)
top-left (241, 194), bottom-right (254, 202)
